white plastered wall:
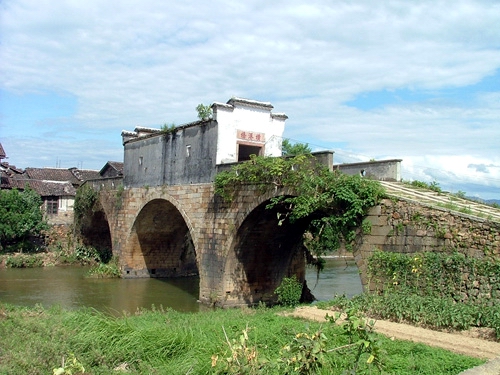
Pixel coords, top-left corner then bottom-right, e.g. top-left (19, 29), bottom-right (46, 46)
top-left (213, 98), bottom-right (287, 165)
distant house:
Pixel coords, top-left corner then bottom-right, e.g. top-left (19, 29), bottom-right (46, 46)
top-left (0, 143), bottom-right (25, 190)
top-left (99, 161), bottom-right (124, 178)
top-left (0, 143), bottom-right (113, 225)
top-left (9, 177), bottom-right (77, 224)
top-left (14, 167), bottom-right (100, 225)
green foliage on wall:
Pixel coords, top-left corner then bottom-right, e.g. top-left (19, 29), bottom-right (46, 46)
top-left (160, 123), bottom-right (176, 134)
top-left (196, 103), bottom-right (213, 120)
top-left (215, 154), bottom-right (385, 257)
top-left (73, 184), bottom-right (98, 222)
top-left (368, 250), bottom-right (500, 303)
top-left (0, 187), bottom-right (48, 252)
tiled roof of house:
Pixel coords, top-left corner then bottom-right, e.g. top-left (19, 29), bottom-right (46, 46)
top-left (2, 165), bottom-right (100, 198)
top-left (69, 167), bottom-right (101, 182)
top-left (25, 168), bottom-right (81, 184)
top-left (24, 167), bottom-right (99, 185)
top-left (0, 143), bottom-right (6, 159)
top-left (107, 161), bottom-right (124, 172)
top-left (11, 178), bottom-right (76, 196)
top-left (0, 162), bottom-right (25, 189)
top-left (1, 162), bottom-right (24, 175)
top-left (99, 161), bottom-right (124, 177)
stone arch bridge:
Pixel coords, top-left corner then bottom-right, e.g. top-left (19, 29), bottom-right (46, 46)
top-left (82, 178), bottom-right (500, 308)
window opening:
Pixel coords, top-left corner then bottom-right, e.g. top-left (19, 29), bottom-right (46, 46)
top-left (46, 197), bottom-right (58, 215)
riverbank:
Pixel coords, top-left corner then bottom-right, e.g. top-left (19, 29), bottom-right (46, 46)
top-left (289, 306), bottom-right (500, 359)
top-left (0, 303), bottom-right (485, 375)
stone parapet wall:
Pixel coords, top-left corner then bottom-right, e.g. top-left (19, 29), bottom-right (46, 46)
top-left (335, 159), bottom-right (402, 181)
top-left (354, 198), bottom-right (500, 300)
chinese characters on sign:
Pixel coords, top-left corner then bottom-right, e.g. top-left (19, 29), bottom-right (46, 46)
top-left (237, 130), bottom-right (266, 143)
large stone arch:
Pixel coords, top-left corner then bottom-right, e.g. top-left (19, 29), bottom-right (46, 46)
top-left (122, 197), bottom-right (198, 279)
top-left (222, 196), bottom-right (309, 306)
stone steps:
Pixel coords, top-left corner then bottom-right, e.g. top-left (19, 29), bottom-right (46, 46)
top-left (379, 181), bottom-right (500, 223)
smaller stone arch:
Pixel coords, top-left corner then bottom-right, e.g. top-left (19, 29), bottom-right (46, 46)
top-left (77, 199), bottom-right (113, 262)
top-left (122, 197), bottom-right (198, 279)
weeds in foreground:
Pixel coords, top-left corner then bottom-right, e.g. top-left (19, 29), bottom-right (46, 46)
top-left (0, 304), bottom-right (484, 375)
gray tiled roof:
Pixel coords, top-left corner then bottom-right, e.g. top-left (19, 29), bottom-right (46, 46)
top-left (9, 178), bottom-right (76, 196)
top-left (99, 161), bottom-right (124, 177)
top-left (25, 168), bottom-right (81, 184)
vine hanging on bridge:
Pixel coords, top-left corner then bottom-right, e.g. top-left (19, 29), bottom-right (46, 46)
top-left (214, 154), bottom-right (385, 259)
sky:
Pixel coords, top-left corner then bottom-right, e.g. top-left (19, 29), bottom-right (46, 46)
top-left (1, 0), bottom-right (499, 200)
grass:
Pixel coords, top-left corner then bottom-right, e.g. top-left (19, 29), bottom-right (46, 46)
top-left (0, 303), bottom-right (485, 375)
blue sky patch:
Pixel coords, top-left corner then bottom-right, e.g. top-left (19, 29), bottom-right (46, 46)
top-left (0, 90), bottom-right (77, 130)
top-left (345, 69), bottom-right (499, 111)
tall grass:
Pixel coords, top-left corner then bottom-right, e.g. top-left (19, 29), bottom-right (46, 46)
top-left (0, 303), bottom-right (484, 375)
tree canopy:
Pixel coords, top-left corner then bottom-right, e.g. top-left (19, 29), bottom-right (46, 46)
top-left (281, 139), bottom-right (312, 156)
top-left (196, 103), bottom-right (213, 120)
top-left (214, 154), bottom-right (384, 260)
top-left (0, 187), bottom-right (48, 252)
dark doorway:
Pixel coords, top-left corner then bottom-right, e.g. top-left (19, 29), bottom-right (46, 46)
top-left (238, 144), bottom-right (262, 161)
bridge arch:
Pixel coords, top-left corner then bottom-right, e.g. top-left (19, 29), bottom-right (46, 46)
top-left (122, 196), bottom-right (198, 278)
top-left (223, 195), bottom-right (309, 306)
top-left (78, 200), bottom-right (113, 262)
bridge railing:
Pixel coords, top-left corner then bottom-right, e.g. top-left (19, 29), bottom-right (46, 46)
top-left (334, 159), bottom-right (402, 181)
top-left (216, 152), bottom-right (401, 182)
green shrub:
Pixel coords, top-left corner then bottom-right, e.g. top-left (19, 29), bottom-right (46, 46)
top-left (275, 275), bottom-right (303, 307)
top-left (87, 257), bottom-right (121, 278)
top-left (6, 253), bottom-right (43, 268)
top-left (0, 187), bottom-right (48, 251)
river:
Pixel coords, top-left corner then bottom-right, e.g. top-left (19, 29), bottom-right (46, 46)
top-left (0, 258), bottom-right (362, 314)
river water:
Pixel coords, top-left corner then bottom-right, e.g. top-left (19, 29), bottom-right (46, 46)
top-left (0, 258), bottom-right (362, 314)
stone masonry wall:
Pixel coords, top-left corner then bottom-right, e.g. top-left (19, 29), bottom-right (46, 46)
top-left (354, 198), bottom-right (500, 301)
top-left (96, 184), bottom-right (306, 307)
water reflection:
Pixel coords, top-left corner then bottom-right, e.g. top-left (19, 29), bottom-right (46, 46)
top-left (0, 267), bottom-right (201, 314)
top-left (0, 257), bottom-right (362, 314)
top-left (305, 257), bottom-right (363, 301)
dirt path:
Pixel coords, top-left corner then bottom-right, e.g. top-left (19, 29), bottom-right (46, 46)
top-left (288, 306), bottom-right (500, 360)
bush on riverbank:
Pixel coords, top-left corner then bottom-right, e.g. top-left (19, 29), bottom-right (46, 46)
top-left (0, 303), bottom-right (484, 375)
top-left (0, 187), bottom-right (48, 253)
top-left (86, 256), bottom-right (121, 278)
top-left (0, 222), bottom-right (116, 272)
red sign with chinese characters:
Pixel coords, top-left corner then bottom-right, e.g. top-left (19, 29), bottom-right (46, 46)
top-left (237, 130), bottom-right (265, 143)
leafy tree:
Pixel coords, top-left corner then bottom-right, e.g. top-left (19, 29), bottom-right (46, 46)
top-left (281, 139), bottom-right (312, 156)
top-left (196, 103), bottom-right (213, 120)
top-left (0, 187), bottom-right (48, 252)
top-left (215, 154), bottom-right (384, 261)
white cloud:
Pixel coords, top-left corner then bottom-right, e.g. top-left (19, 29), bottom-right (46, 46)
top-left (1, 0), bottom-right (499, 198)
